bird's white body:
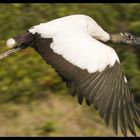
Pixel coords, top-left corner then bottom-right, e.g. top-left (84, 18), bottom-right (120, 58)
top-left (29, 15), bottom-right (119, 73)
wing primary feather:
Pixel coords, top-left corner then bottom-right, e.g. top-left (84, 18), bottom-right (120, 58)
top-left (98, 62), bottom-right (117, 118)
top-left (104, 86), bottom-right (116, 127)
top-left (124, 86), bottom-right (136, 136)
top-left (103, 63), bottom-right (120, 127)
top-left (111, 64), bottom-right (122, 135)
top-left (83, 72), bottom-right (103, 98)
top-left (93, 77), bottom-right (107, 110)
top-left (69, 83), bottom-right (77, 97)
top-left (88, 66), bottom-right (113, 110)
top-left (132, 109), bottom-right (140, 128)
top-left (82, 72), bottom-right (101, 105)
top-left (91, 66), bottom-right (111, 109)
top-left (77, 87), bottom-right (84, 105)
top-left (131, 100), bottom-right (140, 115)
top-left (85, 98), bottom-right (91, 106)
top-left (129, 96), bottom-right (140, 129)
top-left (119, 95), bottom-right (127, 137)
top-left (84, 71), bottom-right (105, 106)
top-left (111, 78), bottom-right (120, 135)
top-left (79, 72), bottom-right (100, 104)
top-left (79, 73), bottom-right (98, 86)
top-left (79, 73), bottom-right (98, 93)
top-left (89, 74), bottom-right (107, 106)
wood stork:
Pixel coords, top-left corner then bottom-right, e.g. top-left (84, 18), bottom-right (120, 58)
top-left (1, 14), bottom-right (140, 137)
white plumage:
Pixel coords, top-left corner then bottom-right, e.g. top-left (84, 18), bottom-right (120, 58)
top-left (29, 14), bottom-right (119, 73)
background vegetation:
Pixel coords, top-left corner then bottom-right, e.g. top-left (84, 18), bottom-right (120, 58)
top-left (0, 3), bottom-right (140, 136)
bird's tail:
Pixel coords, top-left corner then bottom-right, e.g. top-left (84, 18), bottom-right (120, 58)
top-left (7, 31), bottom-right (34, 48)
top-left (0, 31), bottom-right (34, 60)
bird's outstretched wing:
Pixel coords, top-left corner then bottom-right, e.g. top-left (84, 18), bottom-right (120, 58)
top-left (33, 36), bottom-right (140, 137)
top-left (64, 61), bottom-right (140, 137)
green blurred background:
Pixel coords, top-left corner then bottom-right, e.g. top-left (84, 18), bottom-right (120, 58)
top-left (0, 3), bottom-right (140, 136)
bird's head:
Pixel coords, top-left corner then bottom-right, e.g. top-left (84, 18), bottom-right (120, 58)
top-left (110, 32), bottom-right (140, 46)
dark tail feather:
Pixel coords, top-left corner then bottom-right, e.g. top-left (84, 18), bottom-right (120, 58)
top-left (13, 31), bottom-right (34, 46)
top-left (0, 31), bottom-right (35, 60)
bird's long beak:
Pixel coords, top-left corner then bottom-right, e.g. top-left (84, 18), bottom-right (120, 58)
top-left (133, 36), bottom-right (140, 46)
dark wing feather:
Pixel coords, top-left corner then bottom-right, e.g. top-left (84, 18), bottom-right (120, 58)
top-left (111, 66), bottom-right (123, 135)
top-left (33, 37), bottom-right (140, 137)
top-left (119, 97), bottom-right (127, 137)
top-left (111, 78), bottom-right (121, 135)
top-left (92, 66), bottom-right (113, 110)
top-left (124, 86), bottom-right (136, 136)
top-left (98, 63), bottom-right (118, 119)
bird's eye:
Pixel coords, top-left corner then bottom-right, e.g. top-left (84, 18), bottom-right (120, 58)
top-left (126, 35), bottom-right (132, 40)
top-left (124, 33), bottom-right (133, 40)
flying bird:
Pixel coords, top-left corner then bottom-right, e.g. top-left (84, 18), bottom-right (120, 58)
top-left (1, 14), bottom-right (140, 137)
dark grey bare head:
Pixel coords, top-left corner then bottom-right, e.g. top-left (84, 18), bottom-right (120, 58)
top-left (110, 32), bottom-right (140, 46)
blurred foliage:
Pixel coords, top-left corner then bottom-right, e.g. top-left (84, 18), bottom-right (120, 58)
top-left (0, 3), bottom-right (140, 102)
top-left (40, 121), bottom-right (56, 135)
